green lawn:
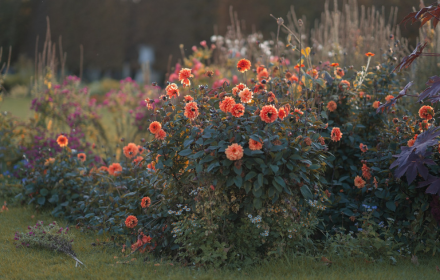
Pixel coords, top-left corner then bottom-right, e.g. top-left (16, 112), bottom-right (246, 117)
top-left (1, 205), bottom-right (440, 279)
top-left (0, 97), bottom-right (33, 120)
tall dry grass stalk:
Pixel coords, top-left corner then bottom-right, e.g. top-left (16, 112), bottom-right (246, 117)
top-left (411, 0), bottom-right (440, 89)
top-left (33, 17), bottom-right (67, 96)
top-left (211, 1), bottom-right (410, 81)
top-left (287, 0), bottom-right (410, 67)
top-left (0, 46), bottom-right (12, 94)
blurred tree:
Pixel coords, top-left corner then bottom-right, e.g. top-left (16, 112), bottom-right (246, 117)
top-left (0, 0), bottom-right (32, 68)
top-left (5, 0), bottom-right (422, 80)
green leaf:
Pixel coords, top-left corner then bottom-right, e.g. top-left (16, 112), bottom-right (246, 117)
top-left (234, 176), bottom-right (243, 188)
top-left (272, 181), bottom-right (283, 193)
top-left (253, 198), bottom-right (262, 209)
top-left (244, 181), bottom-right (252, 194)
top-left (183, 139), bottom-right (193, 147)
top-left (233, 166), bottom-right (242, 175)
top-left (244, 171), bottom-right (257, 181)
top-left (300, 185), bottom-right (313, 200)
top-left (207, 162), bottom-right (220, 173)
top-left (301, 73), bottom-right (313, 89)
top-left (274, 176), bottom-right (286, 188)
top-left (386, 201), bottom-right (396, 212)
top-left (196, 164), bottom-right (203, 174)
top-left (269, 165), bottom-right (279, 173)
top-left (250, 135), bottom-right (262, 142)
top-left (178, 149), bottom-right (193, 156)
top-left (257, 173), bottom-right (263, 188)
top-left (48, 194), bottom-right (59, 203)
top-left (40, 188), bottom-right (49, 196)
top-left (308, 164), bottom-right (320, 170)
top-left (189, 150), bottom-right (204, 159)
top-left (253, 186), bottom-right (263, 197)
top-left (268, 187), bottom-right (275, 198)
top-left (37, 197), bottom-right (46, 205)
top-left (291, 154), bottom-right (303, 160)
top-left (195, 138), bottom-right (203, 145)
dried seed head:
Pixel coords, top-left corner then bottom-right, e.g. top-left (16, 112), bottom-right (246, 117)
top-left (277, 17), bottom-right (284, 25)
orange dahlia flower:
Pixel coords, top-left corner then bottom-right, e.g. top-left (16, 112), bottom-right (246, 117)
top-left (359, 143), bottom-right (368, 153)
top-left (44, 158), bottom-right (55, 166)
top-left (294, 108), bottom-right (303, 115)
top-left (125, 215), bottom-right (138, 228)
top-left (137, 145), bottom-right (145, 154)
top-left (420, 120), bottom-right (430, 131)
top-left (98, 166), bottom-right (109, 173)
top-left (239, 88), bottom-right (253, 103)
top-left (335, 67), bottom-right (345, 77)
top-left (365, 52), bottom-right (375, 57)
top-left (362, 164), bottom-right (372, 180)
top-left (219, 96), bottom-right (236, 113)
top-left (260, 105), bottom-right (278, 123)
top-left (331, 127), bottom-right (343, 142)
top-left (237, 59), bottom-right (251, 73)
top-left (339, 80), bottom-right (350, 91)
top-left (133, 156), bottom-right (143, 166)
top-left (57, 135), bottom-right (68, 148)
top-left (178, 68), bottom-right (194, 87)
top-left (108, 163), bottom-right (122, 176)
top-left (330, 63), bottom-right (339, 67)
top-left (236, 83), bottom-right (247, 91)
top-left (418, 105), bottom-right (434, 120)
top-left (141, 197), bottom-right (151, 208)
top-left (327, 101), bottom-right (337, 112)
top-left (155, 129), bottom-right (167, 140)
top-left (184, 102), bottom-right (199, 120)
top-left (304, 137), bottom-right (312, 146)
top-left (231, 103), bottom-right (245, 117)
top-left (256, 65), bottom-right (266, 74)
top-left (354, 176), bottom-right (366, 189)
top-left (294, 64), bottom-right (305, 70)
top-left (165, 83), bottom-right (180, 99)
top-left (278, 107), bottom-right (287, 120)
top-left (372, 101), bottom-right (380, 109)
top-left (123, 143), bottom-right (139, 159)
top-left (257, 68), bottom-right (269, 81)
top-left (285, 72), bottom-right (299, 83)
top-left (307, 69), bottom-right (318, 79)
top-left (149, 121), bottom-right (162, 134)
top-left (249, 138), bottom-right (263, 151)
top-left (184, 95), bottom-right (194, 103)
top-left (385, 95), bottom-right (394, 103)
top-left (147, 163), bottom-right (156, 171)
top-left (233, 83), bottom-right (247, 96)
top-left (77, 153), bottom-right (86, 162)
top-left (225, 143), bottom-right (244, 161)
top-left (232, 87), bottom-right (239, 96)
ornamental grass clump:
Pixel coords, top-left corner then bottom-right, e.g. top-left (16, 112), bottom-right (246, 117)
top-left (14, 221), bottom-right (84, 266)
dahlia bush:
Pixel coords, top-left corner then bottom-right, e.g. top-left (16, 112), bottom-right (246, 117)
top-left (10, 3), bottom-right (440, 267)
